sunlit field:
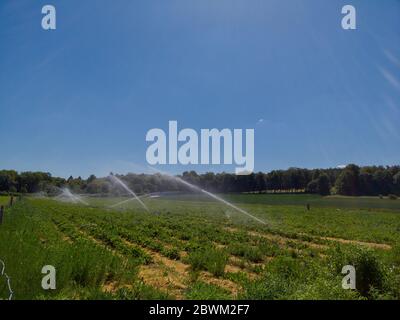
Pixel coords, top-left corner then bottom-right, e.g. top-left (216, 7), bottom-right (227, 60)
top-left (0, 194), bottom-right (399, 300)
top-left (0, 196), bottom-right (10, 206)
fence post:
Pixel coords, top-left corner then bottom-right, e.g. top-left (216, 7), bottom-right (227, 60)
top-left (9, 196), bottom-right (13, 207)
top-left (0, 206), bottom-right (4, 225)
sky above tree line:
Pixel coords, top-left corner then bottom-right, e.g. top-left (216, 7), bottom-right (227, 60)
top-left (0, 0), bottom-right (399, 178)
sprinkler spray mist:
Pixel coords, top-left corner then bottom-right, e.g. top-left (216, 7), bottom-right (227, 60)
top-left (148, 166), bottom-right (267, 225)
top-left (109, 194), bottom-right (149, 209)
top-left (108, 175), bottom-right (150, 212)
top-left (55, 187), bottom-right (89, 205)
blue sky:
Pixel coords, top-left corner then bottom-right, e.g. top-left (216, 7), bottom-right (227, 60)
top-left (0, 0), bottom-right (399, 178)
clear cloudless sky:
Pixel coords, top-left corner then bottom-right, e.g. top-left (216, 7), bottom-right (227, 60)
top-left (0, 0), bottom-right (399, 178)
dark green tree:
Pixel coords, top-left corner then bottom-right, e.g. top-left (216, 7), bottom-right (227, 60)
top-left (335, 164), bottom-right (360, 196)
top-left (255, 172), bottom-right (267, 193)
top-left (316, 174), bottom-right (330, 196)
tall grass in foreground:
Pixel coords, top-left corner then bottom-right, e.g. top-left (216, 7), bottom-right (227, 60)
top-left (186, 247), bottom-right (228, 277)
top-left (239, 248), bottom-right (400, 300)
top-left (1, 197), bottom-right (400, 300)
top-left (0, 201), bottom-right (162, 299)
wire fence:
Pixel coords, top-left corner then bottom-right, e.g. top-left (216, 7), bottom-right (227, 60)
top-left (0, 259), bottom-right (14, 300)
top-left (0, 197), bottom-right (17, 300)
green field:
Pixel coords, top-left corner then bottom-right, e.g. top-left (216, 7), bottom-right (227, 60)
top-left (0, 195), bottom-right (399, 300)
top-left (0, 196), bottom-right (10, 206)
top-left (164, 193), bottom-right (400, 211)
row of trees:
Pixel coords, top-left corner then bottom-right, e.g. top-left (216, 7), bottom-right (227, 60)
top-left (1, 164), bottom-right (399, 197)
top-left (0, 170), bottom-right (65, 194)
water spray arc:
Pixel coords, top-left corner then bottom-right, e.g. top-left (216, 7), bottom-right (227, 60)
top-left (108, 175), bottom-right (150, 212)
top-left (55, 187), bottom-right (88, 205)
top-left (148, 167), bottom-right (267, 225)
top-left (109, 194), bottom-right (149, 209)
top-left (109, 197), bottom-right (137, 208)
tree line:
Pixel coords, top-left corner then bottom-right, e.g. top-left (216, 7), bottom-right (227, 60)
top-left (1, 164), bottom-right (399, 197)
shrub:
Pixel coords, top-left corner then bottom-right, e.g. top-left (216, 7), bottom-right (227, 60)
top-left (388, 194), bottom-right (398, 200)
top-left (354, 250), bottom-right (385, 296)
top-left (185, 281), bottom-right (231, 300)
top-left (239, 274), bottom-right (288, 299)
top-left (329, 246), bottom-right (386, 297)
top-left (187, 248), bottom-right (228, 277)
top-left (240, 257), bottom-right (304, 299)
top-left (162, 247), bottom-right (180, 260)
top-left (228, 243), bottom-right (263, 263)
